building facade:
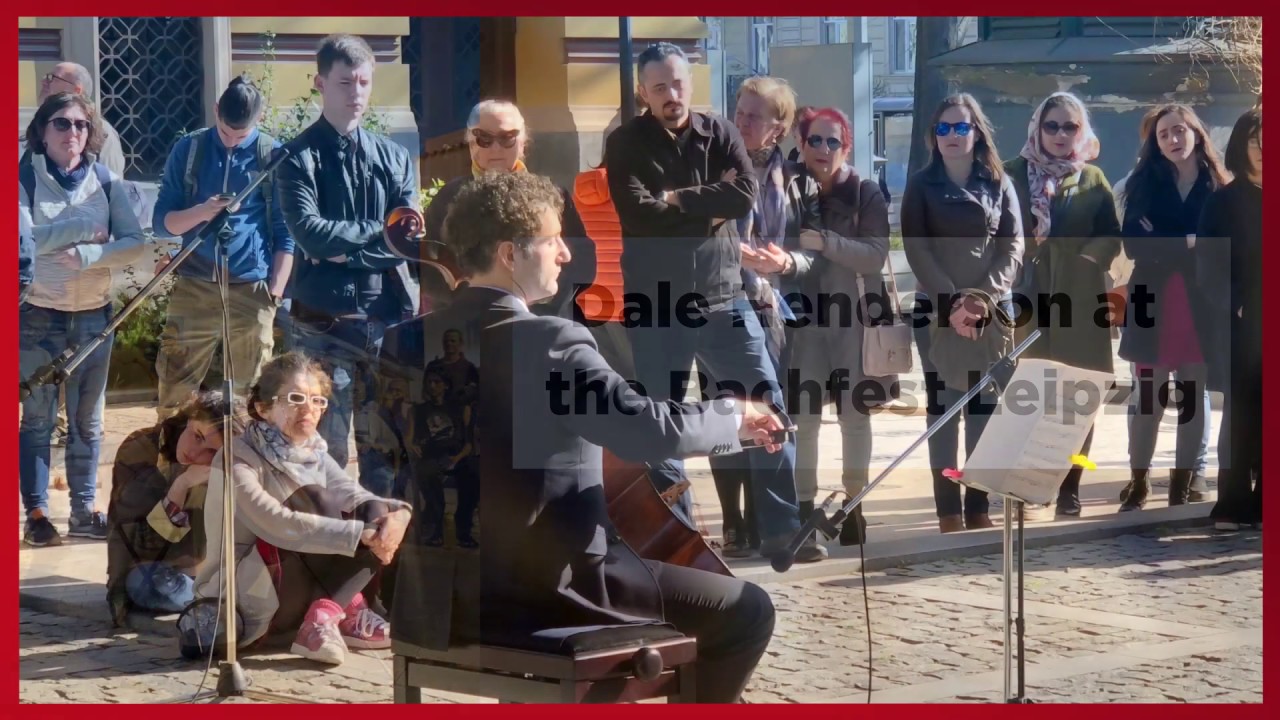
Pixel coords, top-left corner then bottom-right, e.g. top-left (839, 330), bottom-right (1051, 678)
top-left (18, 16), bottom-right (710, 193)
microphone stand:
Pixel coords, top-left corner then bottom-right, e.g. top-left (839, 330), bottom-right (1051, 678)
top-left (771, 330), bottom-right (1044, 704)
top-left (771, 328), bottom-right (1042, 573)
top-left (22, 145), bottom-right (308, 704)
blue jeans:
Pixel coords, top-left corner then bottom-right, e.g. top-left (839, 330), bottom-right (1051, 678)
top-left (1127, 362), bottom-right (1211, 473)
top-left (292, 314), bottom-right (389, 493)
top-left (912, 294), bottom-right (1012, 517)
top-left (19, 303), bottom-right (113, 516)
top-left (628, 296), bottom-right (800, 543)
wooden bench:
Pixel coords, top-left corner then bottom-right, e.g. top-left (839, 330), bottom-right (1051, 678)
top-left (392, 626), bottom-right (697, 703)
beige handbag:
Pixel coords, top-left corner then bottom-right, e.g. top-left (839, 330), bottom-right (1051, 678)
top-left (856, 253), bottom-right (913, 377)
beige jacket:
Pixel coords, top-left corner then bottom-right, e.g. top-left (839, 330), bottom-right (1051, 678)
top-left (192, 436), bottom-right (408, 646)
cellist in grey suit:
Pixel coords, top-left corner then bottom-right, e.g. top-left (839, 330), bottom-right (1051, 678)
top-left (382, 171), bottom-right (779, 703)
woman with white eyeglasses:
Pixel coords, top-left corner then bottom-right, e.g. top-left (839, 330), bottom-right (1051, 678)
top-left (191, 351), bottom-right (412, 666)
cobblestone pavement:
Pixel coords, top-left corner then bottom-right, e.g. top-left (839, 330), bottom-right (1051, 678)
top-left (20, 525), bottom-right (1260, 704)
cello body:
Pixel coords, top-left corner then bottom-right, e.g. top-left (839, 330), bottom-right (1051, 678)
top-left (387, 206), bottom-right (732, 577)
top-left (601, 453), bottom-right (733, 577)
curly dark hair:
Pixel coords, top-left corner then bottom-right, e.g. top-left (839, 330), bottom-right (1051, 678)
top-left (443, 171), bottom-right (564, 276)
top-left (25, 92), bottom-right (104, 158)
top-left (247, 351), bottom-right (334, 422)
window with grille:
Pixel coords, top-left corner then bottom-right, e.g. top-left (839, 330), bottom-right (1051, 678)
top-left (98, 17), bottom-right (204, 180)
top-left (889, 17), bottom-right (916, 74)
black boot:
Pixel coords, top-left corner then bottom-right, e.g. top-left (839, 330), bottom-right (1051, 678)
top-left (1056, 469), bottom-right (1082, 517)
top-left (1168, 469), bottom-right (1193, 506)
top-left (839, 505), bottom-right (867, 546)
top-left (1119, 470), bottom-right (1150, 512)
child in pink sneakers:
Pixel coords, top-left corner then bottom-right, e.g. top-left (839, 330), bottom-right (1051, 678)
top-left (190, 353), bottom-right (412, 665)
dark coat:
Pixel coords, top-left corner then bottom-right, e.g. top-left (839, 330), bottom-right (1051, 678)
top-left (900, 161), bottom-right (1025, 305)
top-left (277, 118), bottom-right (420, 324)
top-left (787, 170), bottom-right (897, 400)
top-left (381, 286), bottom-right (743, 651)
top-left (1004, 157), bottom-right (1122, 373)
top-left (1195, 179), bottom-right (1262, 392)
top-left (1116, 168), bottom-right (1217, 367)
top-left (606, 110), bottom-right (759, 311)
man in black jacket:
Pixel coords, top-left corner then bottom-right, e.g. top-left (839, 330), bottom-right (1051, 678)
top-left (605, 43), bottom-right (802, 555)
top-left (278, 34), bottom-right (422, 495)
top-left (384, 171), bottom-right (778, 703)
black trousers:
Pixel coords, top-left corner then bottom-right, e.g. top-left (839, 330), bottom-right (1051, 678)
top-left (272, 485), bottom-right (390, 632)
top-left (645, 560), bottom-right (775, 703)
top-left (1212, 368), bottom-right (1262, 524)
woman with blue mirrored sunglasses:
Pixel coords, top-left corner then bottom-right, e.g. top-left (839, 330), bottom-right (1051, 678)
top-left (899, 93), bottom-right (1025, 535)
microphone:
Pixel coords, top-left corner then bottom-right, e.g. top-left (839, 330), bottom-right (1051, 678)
top-left (770, 490), bottom-right (842, 572)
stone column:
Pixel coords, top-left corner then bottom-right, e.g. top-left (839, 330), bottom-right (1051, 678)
top-left (62, 17), bottom-right (100, 102)
top-left (202, 17), bottom-right (231, 127)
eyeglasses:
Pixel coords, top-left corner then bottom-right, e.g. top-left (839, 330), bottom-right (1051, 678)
top-left (49, 117), bottom-right (91, 133)
top-left (43, 72), bottom-right (76, 87)
top-left (805, 135), bottom-right (843, 151)
top-left (935, 122), bottom-right (973, 137)
top-left (1041, 120), bottom-right (1081, 137)
top-left (272, 392), bottom-right (329, 409)
top-left (472, 129), bottom-right (520, 149)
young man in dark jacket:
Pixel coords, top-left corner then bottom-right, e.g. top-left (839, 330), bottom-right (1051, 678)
top-left (605, 43), bottom-right (802, 556)
top-left (277, 34), bottom-right (422, 495)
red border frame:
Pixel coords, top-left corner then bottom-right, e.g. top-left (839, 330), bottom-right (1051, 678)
top-left (8, 3), bottom-right (1273, 713)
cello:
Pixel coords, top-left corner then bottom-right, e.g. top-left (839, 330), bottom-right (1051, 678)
top-left (385, 206), bottom-right (732, 578)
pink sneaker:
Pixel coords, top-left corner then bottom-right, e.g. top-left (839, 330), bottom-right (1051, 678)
top-left (338, 593), bottom-right (391, 650)
top-left (290, 598), bottom-right (347, 665)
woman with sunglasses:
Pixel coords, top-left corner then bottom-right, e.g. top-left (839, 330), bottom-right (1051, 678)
top-left (1198, 108), bottom-right (1262, 531)
top-left (1004, 92), bottom-right (1122, 519)
top-left (788, 106), bottom-right (896, 547)
top-left (421, 100), bottom-right (594, 319)
top-left (191, 352), bottom-right (413, 665)
top-left (900, 94), bottom-right (1025, 534)
top-left (1116, 104), bottom-right (1230, 512)
top-left (19, 92), bottom-right (156, 548)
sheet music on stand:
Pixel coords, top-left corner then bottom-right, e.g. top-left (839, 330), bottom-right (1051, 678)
top-left (950, 357), bottom-right (1113, 703)
top-left (956, 358), bottom-right (1114, 506)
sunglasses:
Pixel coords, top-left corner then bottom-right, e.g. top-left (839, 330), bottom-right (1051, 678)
top-left (1041, 120), bottom-right (1081, 137)
top-left (50, 117), bottom-right (91, 133)
top-left (805, 135), bottom-right (843, 151)
top-left (935, 122), bottom-right (973, 137)
top-left (272, 392), bottom-right (329, 409)
top-left (472, 129), bottom-right (520, 149)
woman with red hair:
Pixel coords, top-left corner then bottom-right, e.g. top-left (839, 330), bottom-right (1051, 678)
top-left (787, 106), bottom-right (896, 546)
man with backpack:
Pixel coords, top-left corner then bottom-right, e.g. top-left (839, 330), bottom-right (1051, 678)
top-left (150, 76), bottom-right (293, 421)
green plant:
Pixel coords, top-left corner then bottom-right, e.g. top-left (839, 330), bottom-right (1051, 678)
top-left (419, 178), bottom-right (446, 210)
top-left (108, 261), bottom-right (173, 390)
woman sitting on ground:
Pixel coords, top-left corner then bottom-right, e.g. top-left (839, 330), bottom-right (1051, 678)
top-left (191, 352), bottom-right (413, 666)
top-left (106, 391), bottom-right (246, 626)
